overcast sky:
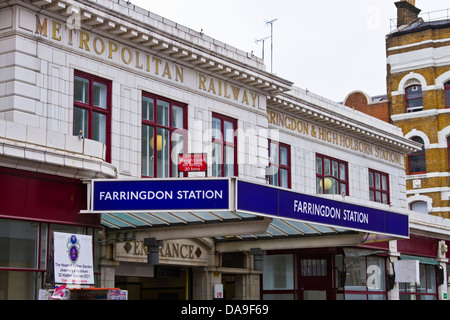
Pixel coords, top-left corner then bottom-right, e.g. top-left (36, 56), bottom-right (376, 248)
top-left (130, 0), bottom-right (449, 102)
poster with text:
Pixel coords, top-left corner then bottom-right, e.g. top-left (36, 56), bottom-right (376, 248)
top-left (53, 232), bottom-right (95, 285)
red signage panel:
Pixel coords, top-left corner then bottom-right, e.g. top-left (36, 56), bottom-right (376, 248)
top-left (178, 153), bottom-right (207, 172)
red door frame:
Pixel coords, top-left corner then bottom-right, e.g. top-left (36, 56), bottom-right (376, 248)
top-left (296, 254), bottom-right (334, 300)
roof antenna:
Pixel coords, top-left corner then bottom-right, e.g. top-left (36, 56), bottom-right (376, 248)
top-left (266, 18), bottom-right (278, 73)
top-left (255, 36), bottom-right (271, 60)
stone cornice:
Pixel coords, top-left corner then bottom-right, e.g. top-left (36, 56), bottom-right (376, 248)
top-left (11, 0), bottom-right (293, 95)
top-left (268, 87), bottom-right (422, 154)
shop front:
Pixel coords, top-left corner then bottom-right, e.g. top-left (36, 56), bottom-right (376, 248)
top-left (0, 166), bottom-right (103, 300)
top-left (259, 228), bottom-right (449, 300)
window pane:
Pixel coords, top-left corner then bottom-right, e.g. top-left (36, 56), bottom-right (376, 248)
top-left (382, 193), bottom-right (388, 204)
top-left (142, 125), bottom-right (154, 177)
top-left (270, 170), bottom-right (279, 187)
top-left (410, 154), bottom-right (426, 172)
top-left (0, 271), bottom-right (41, 300)
top-left (340, 163), bottom-right (346, 180)
top-left (381, 175), bottom-right (388, 191)
top-left (332, 161), bottom-right (339, 178)
top-left (142, 96), bottom-right (154, 122)
top-left (172, 105), bottom-right (184, 129)
top-left (224, 145), bottom-right (234, 177)
top-left (156, 127), bottom-right (170, 178)
top-left (280, 169), bottom-right (288, 188)
top-left (369, 172), bottom-right (374, 188)
top-left (224, 121), bottom-right (234, 143)
top-left (301, 259), bottom-right (327, 277)
top-left (375, 173), bottom-right (381, 189)
top-left (324, 158), bottom-right (330, 175)
top-left (340, 183), bottom-right (347, 195)
top-left (93, 82), bottom-right (107, 109)
top-left (73, 107), bottom-right (89, 139)
top-left (376, 191), bottom-right (381, 202)
top-left (407, 97), bottom-right (423, 109)
top-left (345, 257), bottom-right (366, 290)
top-left (74, 76), bottom-right (89, 104)
top-left (316, 157), bottom-right (322, 174)
top-left (0, 219), bottom-right (39, 269)
top-left (212, 117), bottom-right (221, 141)
top-left (212, 142), bottom-right (222, 177)
top-left (325, 178), bottom-right (338, 194)
top-left (316, 178), bottom-right (323, 194)
top-left (92, 112), bottom-right (106, 144)
top-left (157, 99), bottom-right (169, 126)
top-left (263, 255), bottom-right (294, 290)
top-left (427, 266), bottom-right (436, 293)
top-left (280, 146), bottom-right (288, 166)
top-left (172, 131), bottom-right (184, 177)
top-left (369, 190), bottom-right (374, 201)
top-left (270, 142), bottom-right (279, 164)
top-left (367, 257), bottom-right (386, 291)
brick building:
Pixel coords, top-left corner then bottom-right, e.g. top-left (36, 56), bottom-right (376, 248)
top-left (386, 0), bottom-right (450, 220)
top-left (343, 91), bottom-right (389, 123)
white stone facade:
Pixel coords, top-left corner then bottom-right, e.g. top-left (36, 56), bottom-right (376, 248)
top-left (1, 0), bottom-right (447, 301)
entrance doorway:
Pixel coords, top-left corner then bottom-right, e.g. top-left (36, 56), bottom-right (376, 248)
top-left (116, 266), bottom-right (191, 300)
top-left (297, 255), bottom-right (333, 300)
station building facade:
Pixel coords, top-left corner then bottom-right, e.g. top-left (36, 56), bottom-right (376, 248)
top-left (0, 0), bottom-right (449, 300)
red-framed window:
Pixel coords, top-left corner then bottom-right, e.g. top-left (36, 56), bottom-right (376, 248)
top-left (445, 81), bottom-right (450, 108)
top-left (268, 140), bottom-right (291, 188)
top-left (399, 264), bottom-right (438, 300)
top-left (341, 255), bottom-right (388, 300)
top-left (369, 169), bottom-right (390, 204)
top-left (211, 113), bottom-right (237, 177)
top-left (73, 70), bottom-right (112, 162)
top-left (405, 85), bottom-right (423, 113)
top-left (316, 154), bottom-right (349, 196)
top-left (408, 136), bottom-right (426, 174)
top-left (141, 92), bottom-right (187, 178)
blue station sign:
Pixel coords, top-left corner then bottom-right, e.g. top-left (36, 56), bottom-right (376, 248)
top-left (88, 178), bottom-right (409, 238)
top-left (91, 178), bottom-right (230, 212)
top-left (236, 180), bottom-right (409, 238)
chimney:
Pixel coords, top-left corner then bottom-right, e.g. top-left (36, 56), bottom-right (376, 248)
top-left (395, 1), bottom-right (421, 27)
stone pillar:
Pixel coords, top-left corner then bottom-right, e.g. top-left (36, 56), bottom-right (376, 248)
top-left (234, 273), bottom-right (261, 300)
top-left (192, 267), bottom-right (222, 300)
top-left (99, 260), bottom-right (118, 288)
top-left (437, 240), bottom-right (449, 300)
top-left (387, 240), bottom-right (400, 300)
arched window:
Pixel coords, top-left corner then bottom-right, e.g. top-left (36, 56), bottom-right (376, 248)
top-left (405, 84), bottom-right (423, 112)
top-left (445, 81), bottom-right (450, 108)
top-left (409, 136), bottom-right (426, 174)
top-left (410, 201), bottom-right (428, 214)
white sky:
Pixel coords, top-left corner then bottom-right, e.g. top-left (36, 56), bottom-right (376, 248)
top-left (130, 0), bottom-right (449, 102)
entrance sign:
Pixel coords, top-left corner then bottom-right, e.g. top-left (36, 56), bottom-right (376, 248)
top-left (236, 180), bottom-right (409, 238)
top-left (91, 178), bottom-right (230, 212)
top-left (53, 232), bottom-right (94, 285)
top-left (178, 153), bottom-right (207, 173)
